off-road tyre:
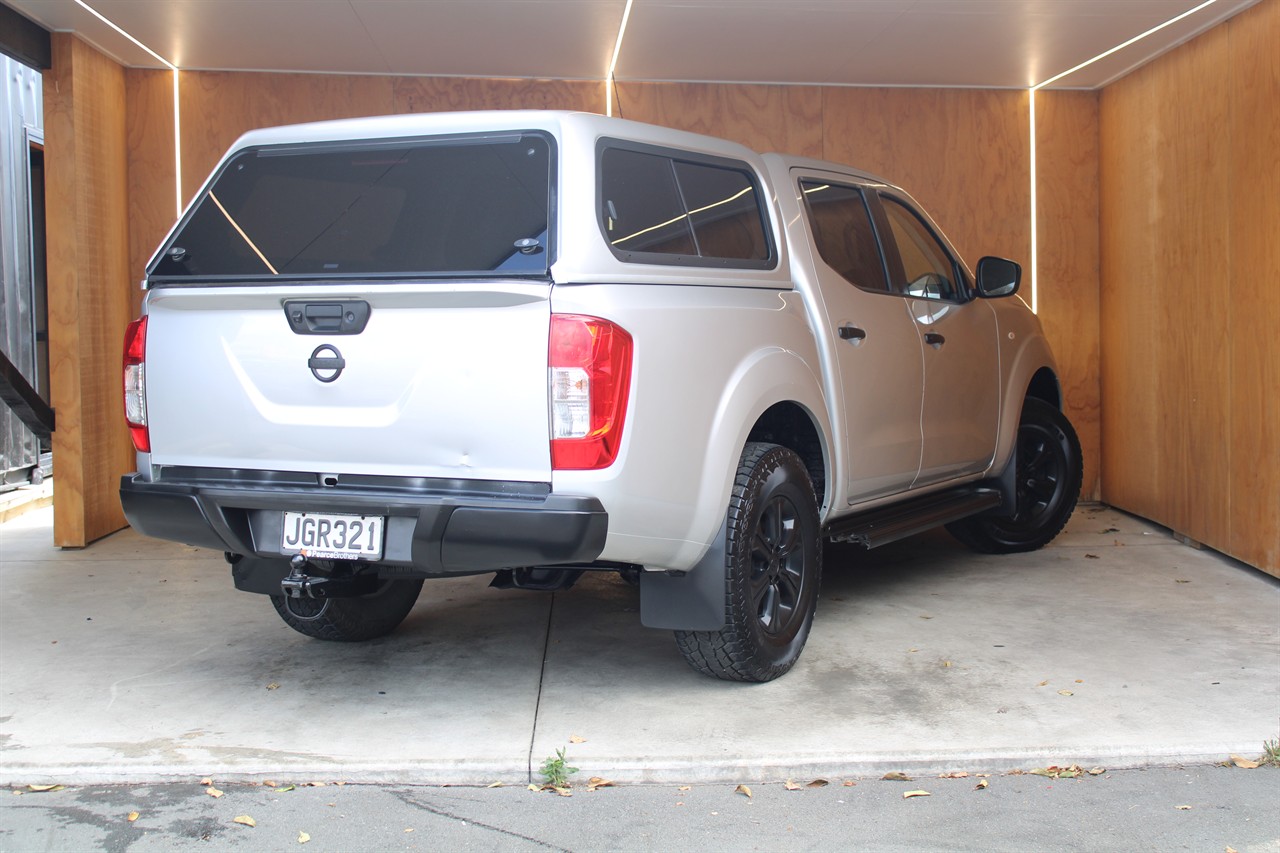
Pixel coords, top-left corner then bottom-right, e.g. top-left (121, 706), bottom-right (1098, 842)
top-left (270, 578), bottom-right (424, 641)
top-left (674, 442), bottom-right (822, 682)
top-left (947, 398), bottom-right (1082, 554)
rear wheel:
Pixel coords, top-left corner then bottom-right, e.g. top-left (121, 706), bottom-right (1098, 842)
top-left (270, 578), bottom-right (423, 641)
top-left (947, 398), bottom-right (1082, 553)
top-left (675, 442), bottom-right (822, 682)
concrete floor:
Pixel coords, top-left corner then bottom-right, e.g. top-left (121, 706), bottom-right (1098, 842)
top-left (1, 504), bottom-right (1277, 786)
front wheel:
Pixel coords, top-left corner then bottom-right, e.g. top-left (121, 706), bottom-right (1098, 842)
top-left (270, 578), bottom-right (424, 641)
top-left (947, 398), bottom-right (1082, 553)
top-left (675, 442), bottom-right (822, 682)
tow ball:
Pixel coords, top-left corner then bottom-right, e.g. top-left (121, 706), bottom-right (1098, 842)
top-left (280, 554), bottom-right (378, 599)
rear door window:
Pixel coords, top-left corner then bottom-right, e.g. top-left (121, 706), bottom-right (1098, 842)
top-left (599, 141), bottom-right (774, 268)
top-left (149, 132), bottom-right (554, 281)
top-left (799, 181), bottom-right (889, 293)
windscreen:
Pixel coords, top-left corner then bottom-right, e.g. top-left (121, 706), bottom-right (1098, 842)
top-left (149, 132), bottom-right (553, 280)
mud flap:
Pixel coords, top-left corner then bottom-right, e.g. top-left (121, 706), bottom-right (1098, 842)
top-left (639, 519), bottom-right (727, 631)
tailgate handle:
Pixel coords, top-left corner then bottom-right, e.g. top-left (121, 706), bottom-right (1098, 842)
top-left (284, 300), bottom-right (371, 335)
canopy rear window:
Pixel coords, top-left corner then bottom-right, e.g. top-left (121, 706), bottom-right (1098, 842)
top-left (149, 132), bottom-right (554, 281)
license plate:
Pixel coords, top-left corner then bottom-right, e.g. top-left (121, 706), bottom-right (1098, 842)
top-left (281, 512), bottom-right (384, 560)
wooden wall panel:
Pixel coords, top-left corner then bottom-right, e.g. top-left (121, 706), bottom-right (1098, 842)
top-left (820, 88), bottom-right (1030, 273)
top-left (44, 34), bottom-right (134, 546)
top-left (391, 76), bottom-right (601, 115)
top-left (615, 82), bottom-right (823, 158)
top-left (1227, 0), bottom-right (1280, 572)
top-left (178, 72), bottom-right (399, 204)
top-left (1035, 91), bottom-right (1101, 500)
top-left (124, 69), bottom-right (173, 318)
top-left (1101, 0), bottom-right (1277, 576)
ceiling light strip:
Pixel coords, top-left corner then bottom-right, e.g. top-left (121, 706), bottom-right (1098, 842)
top-left (606, 0), bottom-right (635, 117)
top-left (74, 0), bottom-right (183, 218)
top-left (1026, 0), bottom-right (1223, 315)
top-left (1032, 0), bottom-right (1222, 91)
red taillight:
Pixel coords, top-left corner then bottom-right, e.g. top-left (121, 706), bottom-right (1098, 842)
top-left (549, 314), bottom-right (633, 470)
top-left (123, 316), bottom-right (149, 453)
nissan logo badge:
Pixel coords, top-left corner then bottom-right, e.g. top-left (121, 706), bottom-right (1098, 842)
top-left (308, 344), bottom-right (345, 383)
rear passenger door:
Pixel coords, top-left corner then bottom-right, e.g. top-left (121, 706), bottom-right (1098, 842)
top-left (795, 174), bottom-right (924, 502)
top-left (874, 193), bottom-right (1000, 485)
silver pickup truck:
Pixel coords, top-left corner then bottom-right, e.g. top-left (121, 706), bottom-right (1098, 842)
top-left (120, 110), bottom-right (1081, 682)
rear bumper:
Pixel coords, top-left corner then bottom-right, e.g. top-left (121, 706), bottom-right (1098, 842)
top-left (120, 472), bottom-right (607, 574)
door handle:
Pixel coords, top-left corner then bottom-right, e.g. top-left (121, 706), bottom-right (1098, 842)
top-left (838, 325), bottom-right (867, 342)
top-left (923, 332), bottom-right (945, 348)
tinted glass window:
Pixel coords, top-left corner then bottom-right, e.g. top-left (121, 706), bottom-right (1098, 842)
top-left (601, 145), bottom-right (771, 265)
top-left (881, 196), bottom-right (958, 300)
top-left (601, 149), bottom-right (696, 255)
top-left (150, 133), bottom-right (553, 279)
top-left (673, 161), bottom-right (769, 261)
top-left (800, 181), bottom-right (888, 292)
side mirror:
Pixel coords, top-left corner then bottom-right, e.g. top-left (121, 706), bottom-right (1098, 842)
top-left (975, 256), bottom-right (1020, 298)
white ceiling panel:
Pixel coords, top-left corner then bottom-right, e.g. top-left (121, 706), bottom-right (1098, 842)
top-left (6, 0), bottom-right (1262, 89)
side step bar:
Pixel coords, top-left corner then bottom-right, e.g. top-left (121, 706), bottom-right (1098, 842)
top-left (825, 487), bottom-right (1001, 550)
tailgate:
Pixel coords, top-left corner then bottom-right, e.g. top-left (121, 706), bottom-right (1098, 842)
top-left (143, 282), bottom-right (552, 482)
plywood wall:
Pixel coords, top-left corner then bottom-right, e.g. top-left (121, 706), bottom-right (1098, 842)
top-left (43, 34), bottom-right (134, 546)
top-left (1100, 0), bottom-right (1279, 574)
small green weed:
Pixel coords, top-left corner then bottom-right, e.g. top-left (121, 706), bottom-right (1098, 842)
top-left (1262, 739), bottom-right (1280, 767)
top-left (540, 747), bottom-right (579, 788)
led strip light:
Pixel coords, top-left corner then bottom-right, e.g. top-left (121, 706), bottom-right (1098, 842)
top-left (1027, 0), bottom-right (1223, 313)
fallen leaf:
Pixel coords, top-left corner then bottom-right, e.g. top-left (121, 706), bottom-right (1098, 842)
top-left (1037, 680), bottom-right (1049, 687)
top-left (1175, 805), bottom-right (1192, 810)
top-left (907, 648), bottom-right (920, 653)
top-left (278, 785), bottom-right (296, 793)
top-left (806, 779), bottom-right (829, 788)
top-left (553, 787), bottom-right (572, 798)
top-left (586, 777), bottom-right (615, 791)
top-left (1227, 847), bottom-right (1239, 852)
top-left (486, 782), bottom-right (503, 788)
top-left (677, 786), bottom-right (691, 792)
top-left (1029, 768), bottom-right (1055, 778)
top-left (527, 784), bottom-right (540, 792)
top-left (919, 615), bottom-right (934, 620)
top-left (27, 784), bottom-right (65, 793)
top-left (568, 735), bottom-right (586, 744)
top-left (404, 828), bottom-right (415, 833)
top-left (735, 784), bottom-right (752, 798)
top-left (298, 830), bottom-right (311, 844)
top-left (266, 683), bottom-right (280, 690)
top-left (263, 780), bottom-right (277, 788)
top-left (1101, 527), bottom-right (1119, 534)
top-left (127, 811), bottom-right (140, 822)
top-left (1229, 755), bottom-right (1260, 769)
top-left (234, 815), bottom-right (256, 827)
top-left (206, 787), bottom-right (224, 798)
top-left (882, 772), bottom-right (912, 782)
top-left (975, 779), bottom-right (989, 790)
top-left (942, 660), bottom-right (952, 668)
top-left (903, 790), bottom-right (931, 799)
top-left (784, 779), bottom-right (802, 791)
top-left (1085, 554), bottom-right (1100, 559)
top-left (939, 772), bottom-right (969, 779)
top-left (1074, 679), bottom-right (1083, 684)
top-left (1175, 579), bottom-right (1190, 584)
top-left (306, 782), bottom-right (326, 787)
top-left (1057, 689), bottom-right (1074, 696)
top-left (1088, 767), bottom-right (1106, 776)
top-left (199, 777), bottom-right (213, 786)
top-left (843, 780), bottom-right (856, 787)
